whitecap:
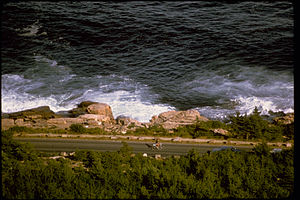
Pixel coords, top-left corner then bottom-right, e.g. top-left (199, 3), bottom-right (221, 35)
top-left (17, 20), bottom-right (41, 37)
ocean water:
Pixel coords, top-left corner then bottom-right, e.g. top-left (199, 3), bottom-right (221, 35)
top-left (1, 1), bottom-right (294, 122)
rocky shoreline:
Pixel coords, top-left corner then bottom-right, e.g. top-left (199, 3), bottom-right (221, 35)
top-left (1, 101), bottom-right (294, 136)
top-left (1, 101), bottom-right (210, 133)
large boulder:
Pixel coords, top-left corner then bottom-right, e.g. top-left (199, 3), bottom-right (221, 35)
top-left (68, 101), bottom-right (115, 124)
top-left (150, 109), bottom-right (209, 130)
top-left (86, 103), bottom-right (115, 122)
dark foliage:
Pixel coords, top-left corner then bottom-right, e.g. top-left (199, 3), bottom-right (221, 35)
top-left (2, 133), bottom-right (294, 199)
top-left (227, 107), bottom-right (293, 141)
top-left (69, 124), bottom-right (86, 133)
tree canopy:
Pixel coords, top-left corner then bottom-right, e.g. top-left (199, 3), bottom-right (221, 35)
top-left (2, 130), bottom-right (294, 199)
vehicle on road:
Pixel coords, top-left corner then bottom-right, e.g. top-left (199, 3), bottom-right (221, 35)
top-left (270, 148), bottom-right (282, 153)
top-left (208, 146), bottom-right (241, 154)
top-left (152, 142), bottom-right (163, 150)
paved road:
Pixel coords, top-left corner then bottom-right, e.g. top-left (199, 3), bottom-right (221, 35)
top-left (14, 137), bottom-right (254, 157)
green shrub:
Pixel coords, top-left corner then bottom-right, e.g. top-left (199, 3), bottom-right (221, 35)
top-left (282, 122), bottom-right (294, 140)
top-left (69, 124), bottom-right (86, 134)
top-left (84, 127), bottom-right (109, 135)
top-left (174, 120), bottom-right (228, 139)
top-left (7, 126), bottom-right (33, 133)
top-left (227, 107), bottom-right (284, 141)
top-left (129, 125), bottom-right (169, 136)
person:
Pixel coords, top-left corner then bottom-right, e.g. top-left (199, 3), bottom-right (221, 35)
top-left (155, 139), bottom-right (161, 149)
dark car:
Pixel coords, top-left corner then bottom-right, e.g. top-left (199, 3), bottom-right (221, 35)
top-left (208, 146), bottom-right (241, 154)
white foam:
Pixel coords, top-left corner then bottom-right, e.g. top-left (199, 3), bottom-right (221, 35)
top-left (233, 96), bottom-right (294, 115)
top-left (184, 64), bottom-right (294, 119)
top-left (1, 74), bottom-right (74, 113)
top-left (2, 58), bottom-right (293, 122)
top-left (79, 90), bottom-right (174, 122)
top-left (17, 20), bottom-right (41, 37)
top-left (1, 73), bottom-right (73, 113)
top-left (1, 94), bottom-right (72, 113)
top-left (2, 71), bottom-right (174, 123)
top-left (197, 95), bottom-right (294, 120)
top-left (196, 106), bottom-right (236, 120)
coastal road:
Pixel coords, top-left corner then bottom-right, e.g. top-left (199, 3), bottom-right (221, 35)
top-left (14, 138), bottom-right (254, 157)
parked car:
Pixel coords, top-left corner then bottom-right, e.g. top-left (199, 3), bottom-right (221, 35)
top-left (270, 148), bottom-right (282, 153)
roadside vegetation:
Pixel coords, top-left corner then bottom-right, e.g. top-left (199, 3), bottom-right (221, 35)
top-left (8, 107), bottom-right (294, 143)
top-left (2, 131), bottom-right (294, 199)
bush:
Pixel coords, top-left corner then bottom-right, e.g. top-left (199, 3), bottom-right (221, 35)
top-left (85, 127), bottom-right (109, 135)
top-left (174, 120), bottom-right (228, 139)
top-left (129, 125), bottom-right (169, 136)
top-left (7, 126), bottom-right (33, 133)
top-left (69, 124), bottom-right (86, 134)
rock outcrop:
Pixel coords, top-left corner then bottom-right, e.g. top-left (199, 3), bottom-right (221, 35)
top-left (6, 106), bottom-right (57, 120)
top-left (1, 102), bottom-right (116, 130)
top-left (47, 118), bottom-right (85, 129)
top-left (1, 106), bottom-right (57, 130)
top-left (1, 119), bottom-right (15, 130)
top-left (115, 115), bottom-right (147, 133)
top-left (68, 101), bottom-right (100, 117)
top-left (116, 116), bottom-right (143, 127)
top-left (86, 103), bottom-right (114, 122)
top-left (68, 101), bottom-right (115, 124)
top-left (149, 110), bottom-right (209, 130)
top-left (273, 113), bottom-right (294, 125)
top-left (1, 102), bottom-right (210, 133)
top-left (78, 114), bottom-right (111, 125)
